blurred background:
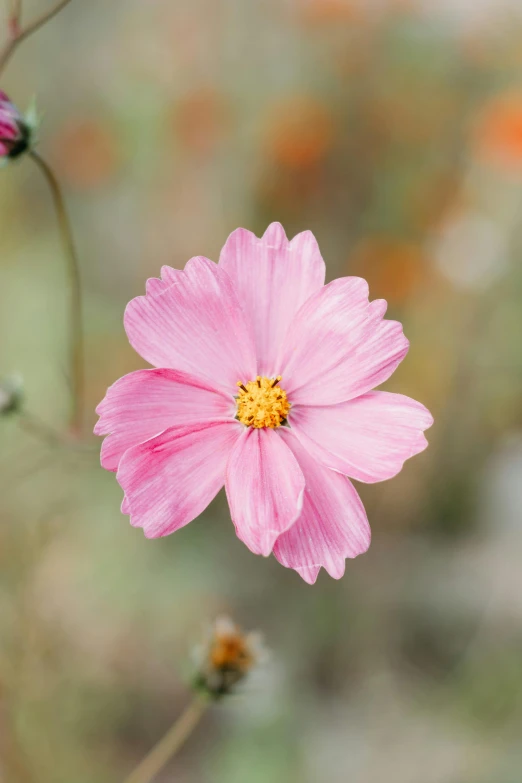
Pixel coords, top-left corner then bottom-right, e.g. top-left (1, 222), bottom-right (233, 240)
top-left (1, 0), bottom-right (522, 780)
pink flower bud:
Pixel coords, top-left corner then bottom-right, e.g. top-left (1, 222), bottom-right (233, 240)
top-left (0, 91), bottom-right (32, 160)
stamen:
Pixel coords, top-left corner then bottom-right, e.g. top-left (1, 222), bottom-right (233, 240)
top-left (236, 375), bottom-right (290, 429)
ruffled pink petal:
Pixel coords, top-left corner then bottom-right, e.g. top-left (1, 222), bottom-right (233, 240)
top-left (273, 430), bottom-right (371, 584)
top-left (368, 297), bottom-right (388, 320)
top-left (225, 427), bottom-right (305, 557)
top-left (145, 265), bottom-right (181, 297)
top-left (117, 421), bottom-right (241, 538)
top-left (95, 368), bottom-right (234, 472)
top-left (279, 279), bottom-right (409, 405)
top-left (289, 391), bottom-right (433, 484)
top-left (124, 256), bottom-right (257, 394)
top-left (218, 223), bottom-right (325, 376)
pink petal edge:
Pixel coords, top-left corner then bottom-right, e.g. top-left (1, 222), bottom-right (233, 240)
top-left (95, 368), bottom-right (234, 472)
top-left (145, 265), bottom-right (182, 297)
top-left (124, 256), bottom-right (257, 394)
top-left (279, 278), bottom-right (409, 405)
top-left (289, 391), bottom-right (433, 484)
top-left (117, 420), bottom-right (241, 538)
top-left (225, 427), bottom-right (305, 557)
top-left (219, 222), bottom-right (325, 377)
top-left (273, 429), bottom-right (371, 584)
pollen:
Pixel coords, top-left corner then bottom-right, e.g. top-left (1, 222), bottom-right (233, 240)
top-left (236, 375), bottom-right (291, 428)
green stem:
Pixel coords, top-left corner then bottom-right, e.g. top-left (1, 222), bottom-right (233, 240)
top-left (29, 150), bottom-right (84, 435)
top-left (123, 697), bottom-right (209, 783)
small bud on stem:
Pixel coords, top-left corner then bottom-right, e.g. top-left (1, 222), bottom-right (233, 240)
top-left (0, 91), bottom-right (35, 161)
top-left (123, 618), bottom-right (267, 783)
top-left (192, 616), bottom-right (266, 699)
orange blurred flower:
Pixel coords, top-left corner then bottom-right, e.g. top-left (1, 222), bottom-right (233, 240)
top-left (264, 95), bottom-right (334, 171)
top-left (298, 0), bottom-right (417, 25)
top-left (50, 118), bottom-right (120, 190)
top-left (298, 0), bottom-right (361, 25)
top-left (349, 238), bottom-right (427, 305)
top-left (473, 90), bottom-right (522, 173)
top-left (172, 87), bottom-right (229, 156)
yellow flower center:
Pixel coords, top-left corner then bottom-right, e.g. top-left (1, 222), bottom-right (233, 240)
top-left (236, 376), bottom-right (291, 428)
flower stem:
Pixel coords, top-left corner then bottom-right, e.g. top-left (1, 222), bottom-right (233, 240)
top-left (9, 0), bottom-right (23, 36)
top-left (0, 0), bottom-right (73, 76)
top-left (29, 150), bottom-right (84, 435)
top-left (123, 697), bottom-right (209, 783)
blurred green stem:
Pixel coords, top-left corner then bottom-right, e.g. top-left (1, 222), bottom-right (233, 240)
top-left (0, 0), bottom-right (73, 76)
top-left (123, 696), bottom-right (209, 783)
top-left (29, 151), bottom-right (85, 435)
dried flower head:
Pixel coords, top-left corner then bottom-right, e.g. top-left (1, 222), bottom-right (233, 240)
top-left (0, 92), bottom-right (39, 163)
top-left (193, 617), bottom-right (266, 699)
top-left (0, 375), bottom-right (23, 415)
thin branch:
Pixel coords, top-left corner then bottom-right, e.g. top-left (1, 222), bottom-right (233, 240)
top-left (29, 150), bottom-right (85, 435)
top-left (0, 0), bottom-right (73, 76)
top-left (8, 0), bottom-right (23, 37)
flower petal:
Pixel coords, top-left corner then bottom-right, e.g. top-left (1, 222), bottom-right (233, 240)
top-left (279, 279), bottom-right (409, 405)
top-left (225, 427), bottom-right (305, 557)
top-left (95, 368), bottom-right (234, 472)
top-left (145, 265), bottom-right (181, 297)
top-left (219, 223), bottom-right (325, 376)
top-left (273, 430), bottom-right (371, 584)
top-left (117, 421), bottom-right (241, 538)
top-left (289, 391), bottom-right (433, 483)
top-left (124, 256), bottom-right (257, 394)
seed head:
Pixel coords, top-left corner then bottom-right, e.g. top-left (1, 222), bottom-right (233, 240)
top-left (192, 616), bottom-right (266, 699)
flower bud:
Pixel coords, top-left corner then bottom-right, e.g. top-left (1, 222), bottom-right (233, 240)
top-left (192, 616), bottom-right (266, 699)
top-left (0, 92), bottom-right (37, 161)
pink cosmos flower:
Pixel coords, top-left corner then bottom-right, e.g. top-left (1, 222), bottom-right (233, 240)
top-left (95, 223), bottom-right (433, 584)
top-left (0, 91), bottom-right (31, 160)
